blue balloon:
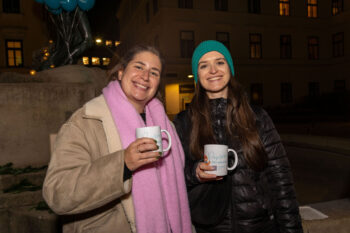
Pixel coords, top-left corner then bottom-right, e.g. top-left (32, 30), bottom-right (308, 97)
top-left (49, 7), bottom-right (62, 15)
top-left (77, 0), bottom-right (95, 11)
top-left (35, 0), bottom-right (44, 3)
top-left (60, 0), bottom-right (78, 12)
top-left (45, 0), bottom-right (60, 9)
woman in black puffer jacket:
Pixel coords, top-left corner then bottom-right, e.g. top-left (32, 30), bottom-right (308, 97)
top-left (173, 40), bottom-right (303, 233)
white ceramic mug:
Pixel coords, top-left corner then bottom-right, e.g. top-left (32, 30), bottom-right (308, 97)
top-left (204, 144), bottom-right (238, 176)
top-left (136, 126), bottom-right (172, 154)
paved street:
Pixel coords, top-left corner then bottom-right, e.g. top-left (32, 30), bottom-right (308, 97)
top-left (286, 145), bottom-right (350, 205)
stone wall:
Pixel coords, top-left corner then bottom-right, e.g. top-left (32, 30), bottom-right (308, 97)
top-left (0, 65), bottom-right (108, 167)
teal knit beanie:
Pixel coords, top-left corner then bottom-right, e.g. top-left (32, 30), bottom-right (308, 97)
top-left (191, 40), bottom-right (234, 83)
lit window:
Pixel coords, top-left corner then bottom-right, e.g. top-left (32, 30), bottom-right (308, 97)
top-left (251, 83), bottom-right (263, 105)
top-left (180, 31), bottom-right (194, 58)
top-left (307, 0), bottom-right (317, 18)
top-left (249, 33), bottom-right (262, 59)
top-left (280, 35), bottom-right (292, 59)
top-left (216, 32), bottom-right (230, 50)
top-left (248, 0), bottom-right (260, 14)
top-left (115, 41), bottom-right (121, 47)
top-left (333, 32), bottom-right (344, 57)
top-left (279, 0), bottom-right (290, 16)
top-left (102, 57), bottom-right (110, 66)
top-left (3, 0), bottom-right (20, 13)
top-left (332, 0), bottom-right (343, 16)
top-left (215, 0), bottom-right (228, 11)
top-left (105, 40), bottom-right (112, 46)
top-left (308, 36), bottom-right (319, 60)
top-left (6, 40), bottom-right (23, 67)
top-left (281, 82), bottom-right (293, 104)
top-left (91, 57), bottom-right (100, 65)
top-left (82, 57), bottom-right (89, 65)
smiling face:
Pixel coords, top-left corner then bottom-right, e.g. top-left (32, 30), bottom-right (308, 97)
top-left (118, 51), bottom-right (162, 113)
top-left (197, 51), bottom-right (231, 99)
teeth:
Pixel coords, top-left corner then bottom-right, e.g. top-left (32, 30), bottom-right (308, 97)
top-left (208, 77), bottom-right (220, 81)
top-left (135, 83), bottom-right (147, 89)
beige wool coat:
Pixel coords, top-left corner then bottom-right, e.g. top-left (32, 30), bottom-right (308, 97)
top-left (43, 95), bottom-right (136, 233)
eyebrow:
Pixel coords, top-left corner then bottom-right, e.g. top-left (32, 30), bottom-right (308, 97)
top-left (198, 57), bottom-right (226, 65)
top-left (134, 61), bottom-right (161, 72)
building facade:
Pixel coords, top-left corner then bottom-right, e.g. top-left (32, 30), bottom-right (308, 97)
top-left (117, 0), bottom-right (349, 117)
top-left (0, 0), bottom-right (50, 74)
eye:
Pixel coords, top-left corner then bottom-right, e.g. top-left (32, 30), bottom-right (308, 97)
top-left (135, 65), bottom-right (143, 70)
top-left (199, 64), bottom-right (207, 69)
top-left (217, 60), bottom-right (225, 65)
top-left (151, 71), bottom-right (160, 77)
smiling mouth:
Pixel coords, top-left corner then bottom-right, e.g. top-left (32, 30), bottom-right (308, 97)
top-left (207, 76), bottom-right (222, 81)
top-left (134, 82), bottom-right (148, 90)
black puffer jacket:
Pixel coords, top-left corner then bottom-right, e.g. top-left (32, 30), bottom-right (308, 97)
top-left (173, 98), bottom-right (303, 233)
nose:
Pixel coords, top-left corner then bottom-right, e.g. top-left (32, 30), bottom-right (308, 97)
top-left (141, 69), bottom-right (150, 81)
top-left (209, 64), bottom-right (217, 74)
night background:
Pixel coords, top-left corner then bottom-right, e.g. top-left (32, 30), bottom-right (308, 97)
top-left (0, 0), bottom-right (349, 232)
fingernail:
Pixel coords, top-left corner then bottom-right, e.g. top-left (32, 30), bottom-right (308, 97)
top-left (156, 156), bottom-right (161, 159)
top-left (159, 152), bottom-right (162, 156)
top-left (154, 139), bottom-right (157, 143)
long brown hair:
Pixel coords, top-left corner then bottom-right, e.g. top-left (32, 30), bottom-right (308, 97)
top-left (189, 77), bottom-right (267, 171)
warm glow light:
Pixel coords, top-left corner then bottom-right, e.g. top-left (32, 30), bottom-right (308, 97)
top-left (45, 52), bottom-right (50, 57)
top-left (50, 64), bottom-right (55, 68)
top-left (187, 74), bottom-right (194, 78)
top-left (102, 57), bottom-right (110, 66)
top-left (115, 41), bottom-right (121, 47)
top-left (92, 57), bottom-right (100, 65)
top-left (43, 56), bottom-right (48, 61)
top-left (49, 40), bottom-right (53, 44)
top-left (82, 57), bottom-right (89, 65)
top-left (95, 38), bottom-right (102, 44)
top-left (106, 40), bottom-right (112, 46)
top-left (29, 70), bottom-right (36, 76)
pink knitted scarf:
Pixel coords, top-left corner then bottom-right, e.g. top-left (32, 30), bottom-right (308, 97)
top-left (103, 81), bottom-right (192, 233)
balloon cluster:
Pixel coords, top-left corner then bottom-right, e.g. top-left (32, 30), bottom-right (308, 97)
top-left (35, 0), bottom-right (95, 14)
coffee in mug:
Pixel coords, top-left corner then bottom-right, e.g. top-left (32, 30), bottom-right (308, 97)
top-left (204, 144), bottom-right (238, 176)
top-left (136, 126), bottom-right (172, 155)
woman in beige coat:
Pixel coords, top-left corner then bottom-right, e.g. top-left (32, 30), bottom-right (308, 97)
top-left (43, 45), bottom-right (192, 233)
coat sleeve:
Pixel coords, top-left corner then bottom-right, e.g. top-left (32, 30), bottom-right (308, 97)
top-left (257, 108), bottom-right (303, 233)
top-left (42, 114), bottom-right (132, 215)
top-left (173, 111), bottom-right (201, 189)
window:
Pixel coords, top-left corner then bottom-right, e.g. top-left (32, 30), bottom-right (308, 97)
top-left (333, 32), bottom-right (344, 57)
top-left (153, 0), bottom-right (158, 14)
top-left (180, 31), bottom-right (194, 58)
top-left (3, 0), bottom-right (20, 13)
top-left (332, 0), bottom-right (343, 16)
top-left (251, 83), bottom-right (263, 105)
top-left (215, 0), bottom-right (228, 11)
top-left (281, 82), bottom-right (293, 104)
top-left (249, 33), bottom-right (262, 59)
top-left (82, 57), bottom-right (89, 65)
top-left (248, 0), bottom-right (260, 14)
top-left (91, 57), bottom-right (100, 66)
top-left (308, 36), bottom-right (319, 60)
top-left (178, 0), bottom-right (193, 9)
top-left (307, 0), bottom-right (318, 18)
top-left (334, 80), bottom-right (346, 92)
top-left (216, 32), bottom-right (230, 50)
top-left (146, 2), bottom-right (150, 23)
top-left (105, 40), bottom-right (113, 46)
top-left (6, 40), bottom-right (23, 67)
top-left (102, 58), bottom-right (110, 66)
top-left (308, 82), bottom-right (320, 97)
top-left (279, 0), bottom-right (290, 16)
top-left (280, 35), bottom-right (292, 59)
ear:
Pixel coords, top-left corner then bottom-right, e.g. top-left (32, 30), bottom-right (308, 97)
top-left (118, 70), bottom-right (123, 81)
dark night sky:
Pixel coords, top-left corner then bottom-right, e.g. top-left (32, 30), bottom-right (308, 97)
top-left (87, 1), bottom-right (121, 40)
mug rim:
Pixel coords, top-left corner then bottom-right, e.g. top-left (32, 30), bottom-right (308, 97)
top-left (136, 125), bottom-right (161, 130)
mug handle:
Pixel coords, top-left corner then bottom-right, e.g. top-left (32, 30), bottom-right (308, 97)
top-left (227, 149), bottom-right (238, 170)
top-left (161, 129), bottom-right (172, 152)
